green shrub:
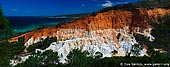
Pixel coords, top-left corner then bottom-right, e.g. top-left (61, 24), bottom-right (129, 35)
top-left (27, 37), bottom-right (57, 53)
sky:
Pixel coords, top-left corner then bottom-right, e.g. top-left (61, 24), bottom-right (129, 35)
top-left (0, 0), bottom-right (139, 16)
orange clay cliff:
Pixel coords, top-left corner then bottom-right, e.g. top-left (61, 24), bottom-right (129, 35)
top-left (9, 8), bottom-right (170, 47)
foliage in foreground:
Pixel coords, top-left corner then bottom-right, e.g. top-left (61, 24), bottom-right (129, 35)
top-left (0, 37), bottom-right (25, 67)
top-left (150, 15), bottom-right (170, 51)
top-left (0, 5), bottom-right (13, 39)
top-left (16, 50), bottom-right (64, 67)
top-left (66, 49), bottom-right (94, 67)
top-left (14, 48), bottom-right (170, 67)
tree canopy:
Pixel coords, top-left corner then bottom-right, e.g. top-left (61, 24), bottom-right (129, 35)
top-left (0, 5), bottom-right (13, 39)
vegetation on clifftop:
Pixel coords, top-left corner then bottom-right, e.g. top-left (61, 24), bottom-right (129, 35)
top-left (97, 0), bottom-right (170, 13)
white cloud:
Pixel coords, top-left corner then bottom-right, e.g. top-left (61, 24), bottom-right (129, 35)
top-left (82, 4), bottom-right (85, 7)
top-left (115, 2), bottom-right (129, 5)
top-left (102, 0), bottom-right (113, 7)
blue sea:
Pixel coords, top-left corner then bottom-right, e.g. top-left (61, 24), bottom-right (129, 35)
top-left (7, 16), bottom-right (73, 34)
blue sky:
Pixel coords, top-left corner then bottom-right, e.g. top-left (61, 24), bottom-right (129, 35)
top-left (0, 0), bottom-right (139, 16)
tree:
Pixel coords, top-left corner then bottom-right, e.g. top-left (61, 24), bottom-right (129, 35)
top-left (0, 5), bottom-right (13, 39)
top-left (66, 49), bottom-right (94, 67)
top-left (150, 15), bottom-right (170, 51)
top-left (111, 50), bottom-right (118, 56)
top-left (139, 0), bottom-right (170, 8)
top-left (131, 44), bottom-right (143, 56)
top-left (16, 50), bottom-right (62, 67)
top-left (27, 37), bottom-right (57, 53)
top-left (0, 38), bottom-right (25, 67)
top-left (94, 51), bottom-right (103, 59)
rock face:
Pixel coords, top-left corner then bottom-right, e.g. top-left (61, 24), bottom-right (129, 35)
top-left (9, 8), bottom-right (170, 44)
top-left (9, 8), bottom-right (170, 65)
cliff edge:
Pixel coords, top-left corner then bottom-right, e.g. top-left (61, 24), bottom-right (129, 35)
top-left (9, 8), bottom-right (170, 46)
top-left (9, 8), bottom-right (170, 65)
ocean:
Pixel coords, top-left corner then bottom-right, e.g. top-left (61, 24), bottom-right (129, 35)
top-left (7, 16), bottom-right (73, 34)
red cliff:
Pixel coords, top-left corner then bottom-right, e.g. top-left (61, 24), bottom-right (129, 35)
top-left (9, 8), bottom-right (170, 44)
